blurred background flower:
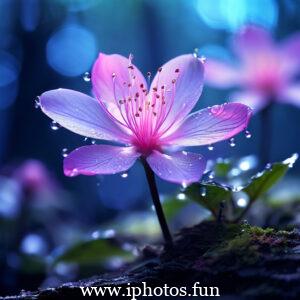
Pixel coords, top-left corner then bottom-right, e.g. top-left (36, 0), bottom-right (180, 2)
top-left (1, 0), bottom-right (300, 296)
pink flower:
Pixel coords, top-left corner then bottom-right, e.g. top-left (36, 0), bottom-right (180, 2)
top-left (205, 25), bottom-right (300, 112)
top-left (40, 53), bottom-right (251, 184)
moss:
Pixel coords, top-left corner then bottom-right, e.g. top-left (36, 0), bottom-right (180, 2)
top-left (199, 222), bottom-right (295, 268)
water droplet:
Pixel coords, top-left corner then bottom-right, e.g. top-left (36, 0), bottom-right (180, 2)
top-left (199, 55), bottom-right (206, 63)
top-left (193, 48), bottom-right (199, 58)
top-left (61, 148), bottom-right (68, 157)
top-left (70, 168), bottom-right (78, 176)
top-left (177, 193), bottom-right (186, 200)
top-left (265, 163), bottom-right (272, 170)
top-left (208, 144), bottom-right (214, 151)
top-left (237, 198), bottom-right (247, 207)
top-left (91, 139), bottom-right (96, 145)
top-left (83, 71), bottom-right (91, 82)
top-left (121, 172), bottom-right (128, 178)
top-left (245, 130), bottom-right (252, 139)
top-left (103, 229), bottom-right (115, 238)
top-left (229, 138), bottom-right (236, 147)
top-left (208, 172), bottom-right (215, 180)
top-left (34, 97), bottom-right (40, 109)
top-left (200, 186), bottom-right (206, 197)
top-left (283, 153), bottom-right (299, 168)
top-left (181, 182), bottom-right (187, 189)
top-left (91, 230), bottom-right (100, 239)
top-left (50, 121), bottom-right (60, 130)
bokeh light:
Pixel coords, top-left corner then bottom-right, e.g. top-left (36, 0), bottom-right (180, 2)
top-left (46, 23), bottom-right (97, 76)
top-left (195, 0), bottom-right (278, 32)
top-left (0, 51), bottom-right (20, 87)
top-left (20, 0), bottom-right (40, 32)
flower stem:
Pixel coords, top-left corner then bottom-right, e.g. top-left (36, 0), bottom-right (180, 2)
top-left (141, 158), bottom-right (173, 248)
top-left (260, 103), bottom-right (273, 166)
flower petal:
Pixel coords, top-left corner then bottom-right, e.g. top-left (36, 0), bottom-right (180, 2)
top-left (162, 103), bottom-right (252, 146)
top-left (229, 90), bottom-right (269, 113)
top-left (233, 26), bottom-right (273, 60)
top-left (92, 53), bottom-right (147, 104)
top-left (64, 145), bottom-right (140, 176)
top-left (280, 84), bottom-right (300, 107)
top-left (150, 54), bottom-right (204, 132)
top-left (40, 89), bottom-right (130, 142)
top-left (204, 59), bottom-right (240, 88)
top-left (146, 150), bottom-right (206, 184)
top-left (281, 33), bottom-right (300, 65)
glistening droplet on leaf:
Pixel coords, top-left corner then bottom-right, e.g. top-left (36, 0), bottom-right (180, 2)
top-left (121, 172), bottom-right (128, 178)
top-left (208, 172), bottom-right (215, 180)
top-left (200, 186), bottom-right (206, 197)
top-left (208, 144), bottom-right (214, 151)
top-left (283, 153), bottom-right (299, 168)
top-left (177, 193), bottom-right (186, 200)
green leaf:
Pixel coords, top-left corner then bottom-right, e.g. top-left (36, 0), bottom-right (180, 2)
top-left (242, 154), bottom-right (298, 201)
top-left (53, 238), bottom-right (134, 266)
top-left (185, 183), bottom-right (231, 217)
top-left (162, 196), bottom-right (189, 220)
top-left (214, 160), bottom-right (232, 178)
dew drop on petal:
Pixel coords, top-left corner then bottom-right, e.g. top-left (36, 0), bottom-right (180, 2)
top-left (208, 144), bottom-right (214, 151)
top-left (181, 182), bottom-right (187, 189)
top-left (34, 96), bottom-right (41, 109)
top-left (245, 130), bottom-right (252, 139)
top-left (199, 55), bottom-right (206, 63)
top-left (50, 121), bottom-right (60, 130)
top-left (193, 48), bottom-right (199, 58)
top-left (83, 71), bottom-right (91, 82)
top-left (229, 138), bottom-right (236, 147)
top-left (121, 172), bottom-right (128, 178)
top-left (61, 148), bottom-right (68, 157)
top-left (70, 168), bottom-right (78, 177)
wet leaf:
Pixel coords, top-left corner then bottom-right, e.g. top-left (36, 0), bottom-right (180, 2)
top-left (214, 160), bottom-right (232, 178)
top-left (185, 183), bottom-right (231, 217)
top-left (242, 156), bottom-right (297, 201)
top-left (53, 238), bottom-right (134, 266)
top-left (162, 196), bottom-right (189, 220)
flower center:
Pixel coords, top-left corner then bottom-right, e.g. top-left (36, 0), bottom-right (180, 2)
top-left (98, 56), bottom-right (180, 155)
